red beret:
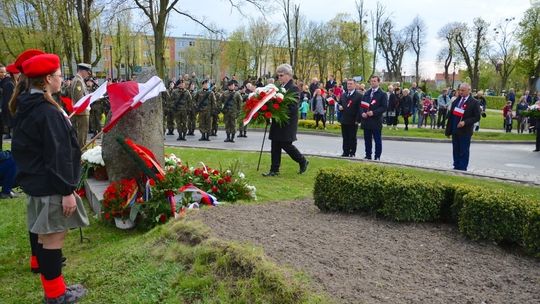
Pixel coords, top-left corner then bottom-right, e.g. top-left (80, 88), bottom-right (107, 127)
top-left (22, 54), bottom-right (61, 78)
top-left (14, 49), bottom-right (45, 73)
top-left (6, 64), bottom-right (19, 74)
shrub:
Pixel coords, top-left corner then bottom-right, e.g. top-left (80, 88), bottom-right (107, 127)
top-left (458, 190), bottom-right (532, 245)
top-left (485, 96), bottom-right (506, 110)
top-left (524, 204), bottom-right (540, 257)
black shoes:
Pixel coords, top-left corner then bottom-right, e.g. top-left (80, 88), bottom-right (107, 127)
top-left (533, 149), bottom-right (540, 152)
top-left (299, 160), bottom-right (309, 174)
top-left (262, 171), bottom-right (279, 177)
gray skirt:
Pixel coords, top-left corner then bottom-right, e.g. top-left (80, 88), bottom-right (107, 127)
top-left (27, 194), bottom-right (90, 234)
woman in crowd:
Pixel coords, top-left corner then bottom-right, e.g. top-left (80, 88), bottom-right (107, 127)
top-left (400, 88), bottom-right (413, 131)
top-left (311, 88), bottom-right (327, 129)
top-left (10, 52), bottom-right (89, 304)
top-left (386, 87), bottom-right (400, 129)
top-left (516, 96), bottom-right (529, 134)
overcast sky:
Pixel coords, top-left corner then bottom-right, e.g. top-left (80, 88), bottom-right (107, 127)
top-left (166, 0), bottom-right (536, 78)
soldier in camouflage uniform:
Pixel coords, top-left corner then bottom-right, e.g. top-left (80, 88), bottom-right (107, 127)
top-left (172, 80), bottom-right (192, 141)
top-left (187, 82), bottom-right (197, 135)
top-left (221, 80), bottom-right (243, 142)
top-left (164, 82), bottom-right (176, 135)
top-left (237, 85), bottom-right (249, 137)
top-left (70, 63), bottom-right (91, 148)
top-left (89, 96), bottom-right (107, 136)
top-left (194, 80), bottom-right (216, 141)
top-left (210, 84), bottom-right (222, 136)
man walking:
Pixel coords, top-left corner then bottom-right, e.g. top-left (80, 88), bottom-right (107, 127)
top-left (263, 64), bottom-right (308, 176)
top-left (338, 79), bottom-right (362, 157)
top-left (445, 83), bottom-right (481, 171)
top-left (360, 76), bottom-right (388, 160)
top-left (70, 63), bottom-right (92, 148)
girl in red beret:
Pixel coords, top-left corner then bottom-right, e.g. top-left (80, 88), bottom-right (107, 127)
top-left (10, 53), bottom-right (88, 304)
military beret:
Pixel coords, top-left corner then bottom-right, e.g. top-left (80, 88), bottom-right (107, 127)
top-left (22, 54), bottom-right (61, 78)
top-left (6, 64), bottom-right (19, 74)
top-left (201, 79), bottom-right (209, 85)
top-left (227, 80), bottom-right (236, 87)
top-left (77, 63), bottom-right (92, 71)
top-left (14, 49), bottom-right (45, 73)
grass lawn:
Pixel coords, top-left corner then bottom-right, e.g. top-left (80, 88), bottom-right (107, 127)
top-left (1, 147), bottom-right (538, 303)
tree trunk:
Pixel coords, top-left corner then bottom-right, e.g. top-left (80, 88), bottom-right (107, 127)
top-left (102, 68), bottom-right (164, 182)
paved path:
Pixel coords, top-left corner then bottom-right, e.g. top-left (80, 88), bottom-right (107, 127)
top-left (164, 130), bottom-right (540, 185)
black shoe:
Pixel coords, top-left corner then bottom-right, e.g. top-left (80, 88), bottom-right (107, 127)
top-left (350, 154), bottom-right (355, 157)
top-left (374, 157), bottom-right (380, 160)
top-left (204, 133), bottom-right (211, 141)
top-left (533, 149), bottom-right (540, 152)
top-left (198, 134), bottom-right (205, 141)
top-left (364, 156), bottom-right (372, 160)
top-left (262, 171), bottom-right (279, 177)
top-left (299, 160), bottom-right (309, 174)
top-left (187, 131), bottom-right (195, 136)
top-left (166, 130), bottom-right (174, 135)
top-left (177, 136), bottom-right (182, 141)
top-left (230, 134), bottom-right (235, 143)
top-left (340, 153), bottom-right (348, 157)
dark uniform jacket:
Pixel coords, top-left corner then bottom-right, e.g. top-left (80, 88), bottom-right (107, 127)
top-left (445, 95), bottom-right (481, 137)
top-left (0, 77), bottom-right (15, 127)
top-left (338, 90), bottom-right (362, 125)
top-left (361, 88), bottom-right (388, 130)
top-left (12, 92), bottom-right (81, 196)
top-left (269, 79), bottom-right (299, 142)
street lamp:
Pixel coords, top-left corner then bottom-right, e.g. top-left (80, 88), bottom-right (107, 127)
top-left (452, 62), bottom-right (457, 89)
top-left (109, 45), bottom-right (113, 80)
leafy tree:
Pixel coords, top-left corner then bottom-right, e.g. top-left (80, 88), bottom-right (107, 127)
top-left (516, 7), bottom-right (540, 92)
top-left (406, 16), bottom-right (427, 82)
top-left (453, 18), bottom-right (489, 90)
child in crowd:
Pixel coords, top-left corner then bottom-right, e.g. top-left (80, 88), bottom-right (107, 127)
top-left (503, 101), bottom-right (513, 133)
top-left (299, 97), bottom-right (309, 120)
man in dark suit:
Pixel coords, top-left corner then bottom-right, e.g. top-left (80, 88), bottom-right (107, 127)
top-left (445, 83), bottom-right (481, 171)
top-left (360, 76), bottom-right (388, 160)
top-left (325, 75), bottom-right (337, 91)
top-left (338, 79), bottom-right (362, 157)
top-left (263, 64), bottom-right (308, 176)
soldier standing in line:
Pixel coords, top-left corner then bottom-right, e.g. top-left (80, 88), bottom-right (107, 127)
top-left (210, 84), bottom-right (222, 136)
top-left (194, 79), bottom-right (216, 141)
top-left (164, 81), bottom-right (175, 135)
top-left (70, 63), bottom-right (92, 148)
top-left (187, 82), bottom-right (197, 136)
top-left (172, 80), bottom-right (192, 141)
top-left (221, 80), bottom-right (242, 143)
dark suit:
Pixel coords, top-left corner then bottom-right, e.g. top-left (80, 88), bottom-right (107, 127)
top-left (445, 94), bottom-right (481, 170)
top-left (339, 90), bottom-right (362, 156)
top-left (268, 79), bottom-right (306, 173)
top-left (361, 88), bottom-right (388, 159)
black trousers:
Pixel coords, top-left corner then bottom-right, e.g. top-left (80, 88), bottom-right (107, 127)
top-left (270, 140), bottom-right (305, 172)
top-left (437, 108), bottom-right (448, 128)
top-left (341, 123), bottom-right (358, 156)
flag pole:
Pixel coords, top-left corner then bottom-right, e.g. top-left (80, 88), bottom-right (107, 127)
top-left (256, 121), bottom-right (269, 171)
top-left (81, 130), bottom-right (104, 151)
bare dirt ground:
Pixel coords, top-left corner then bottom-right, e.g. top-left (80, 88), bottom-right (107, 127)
top-left (192, 200), bottom-right (540, 304)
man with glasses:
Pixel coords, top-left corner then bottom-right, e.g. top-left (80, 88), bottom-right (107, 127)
top-left (262, 64), bottom-right (308, 176)
top-left (70, 63), bottom-right (92, 148)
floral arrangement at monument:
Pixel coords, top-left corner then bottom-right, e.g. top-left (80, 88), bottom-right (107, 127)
top-left (242, 83), bottom-right (298, 126)
top-left (80, 145), bottom-right (108, 180)
top-left (101, 178), bottom-right (139, 222)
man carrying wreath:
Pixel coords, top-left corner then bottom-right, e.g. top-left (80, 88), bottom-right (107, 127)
top-left (445, 83), bottom-right (481, 171)
top-left (262, 64), bottom-right (308, 177)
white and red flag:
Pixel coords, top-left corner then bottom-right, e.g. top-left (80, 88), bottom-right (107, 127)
top-left (452, 106), bottom-right (465, 118)
top-left (360, 101), bottom-right (370, 109)
top-left (103, 76), bottom-right (166, 132)
top-left (69, 80), bottom-right (108, 117)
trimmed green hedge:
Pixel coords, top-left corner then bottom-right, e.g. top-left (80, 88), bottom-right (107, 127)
top-left (314, 165), bottom-right (540, 257)
top-left (298, 119), bottom-right (341, 130)
top-left (485, 96), bottom-right (507, 110)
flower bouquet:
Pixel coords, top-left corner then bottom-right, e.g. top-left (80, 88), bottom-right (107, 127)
top-left (243, 84), bottom-right (298, 126)
top-left (523, 104), bottom-right (540, 119)
top-left (81, 145), bottom-right (107, 180)
top-left (101, 178), bottom-right (140, 229)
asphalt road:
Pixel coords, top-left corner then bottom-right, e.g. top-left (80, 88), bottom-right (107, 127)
top-left (165, 130), bottom-right (540, 185)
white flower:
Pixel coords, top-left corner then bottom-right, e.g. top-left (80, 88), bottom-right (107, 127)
top-left (81, 145), bottom-right (104, 166)
top-left (265, 83), bottom-right (278, 90)
top-left (246, 184), bottom-right (257, 200)
top-left (238, 172), bottom-right (245, 179)
top-left (276, 93), bottom-right (284, 100)
top-left (226, 169), bottom-right (231, 174)
top-left (280, 87), bottom-right (287, 93)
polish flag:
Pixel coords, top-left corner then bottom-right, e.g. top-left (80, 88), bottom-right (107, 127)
top-left (177, 184), bottom-right (219, 206)
top-left (452, 107), bottom-right (465, 117)
top-left (69, 81), bottom-right (108, 117)
top-left (242, 87), bottom-right (277, 126)
top-left (361, 101), bottom-right (370, 109)
top-left (103, 76), bottom-right (166, 132)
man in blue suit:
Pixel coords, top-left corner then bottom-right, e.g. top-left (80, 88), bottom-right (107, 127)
top-left (445, 83), bottom-right (481, 171)
top-left (360, 76), bottom-right (388, 160)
